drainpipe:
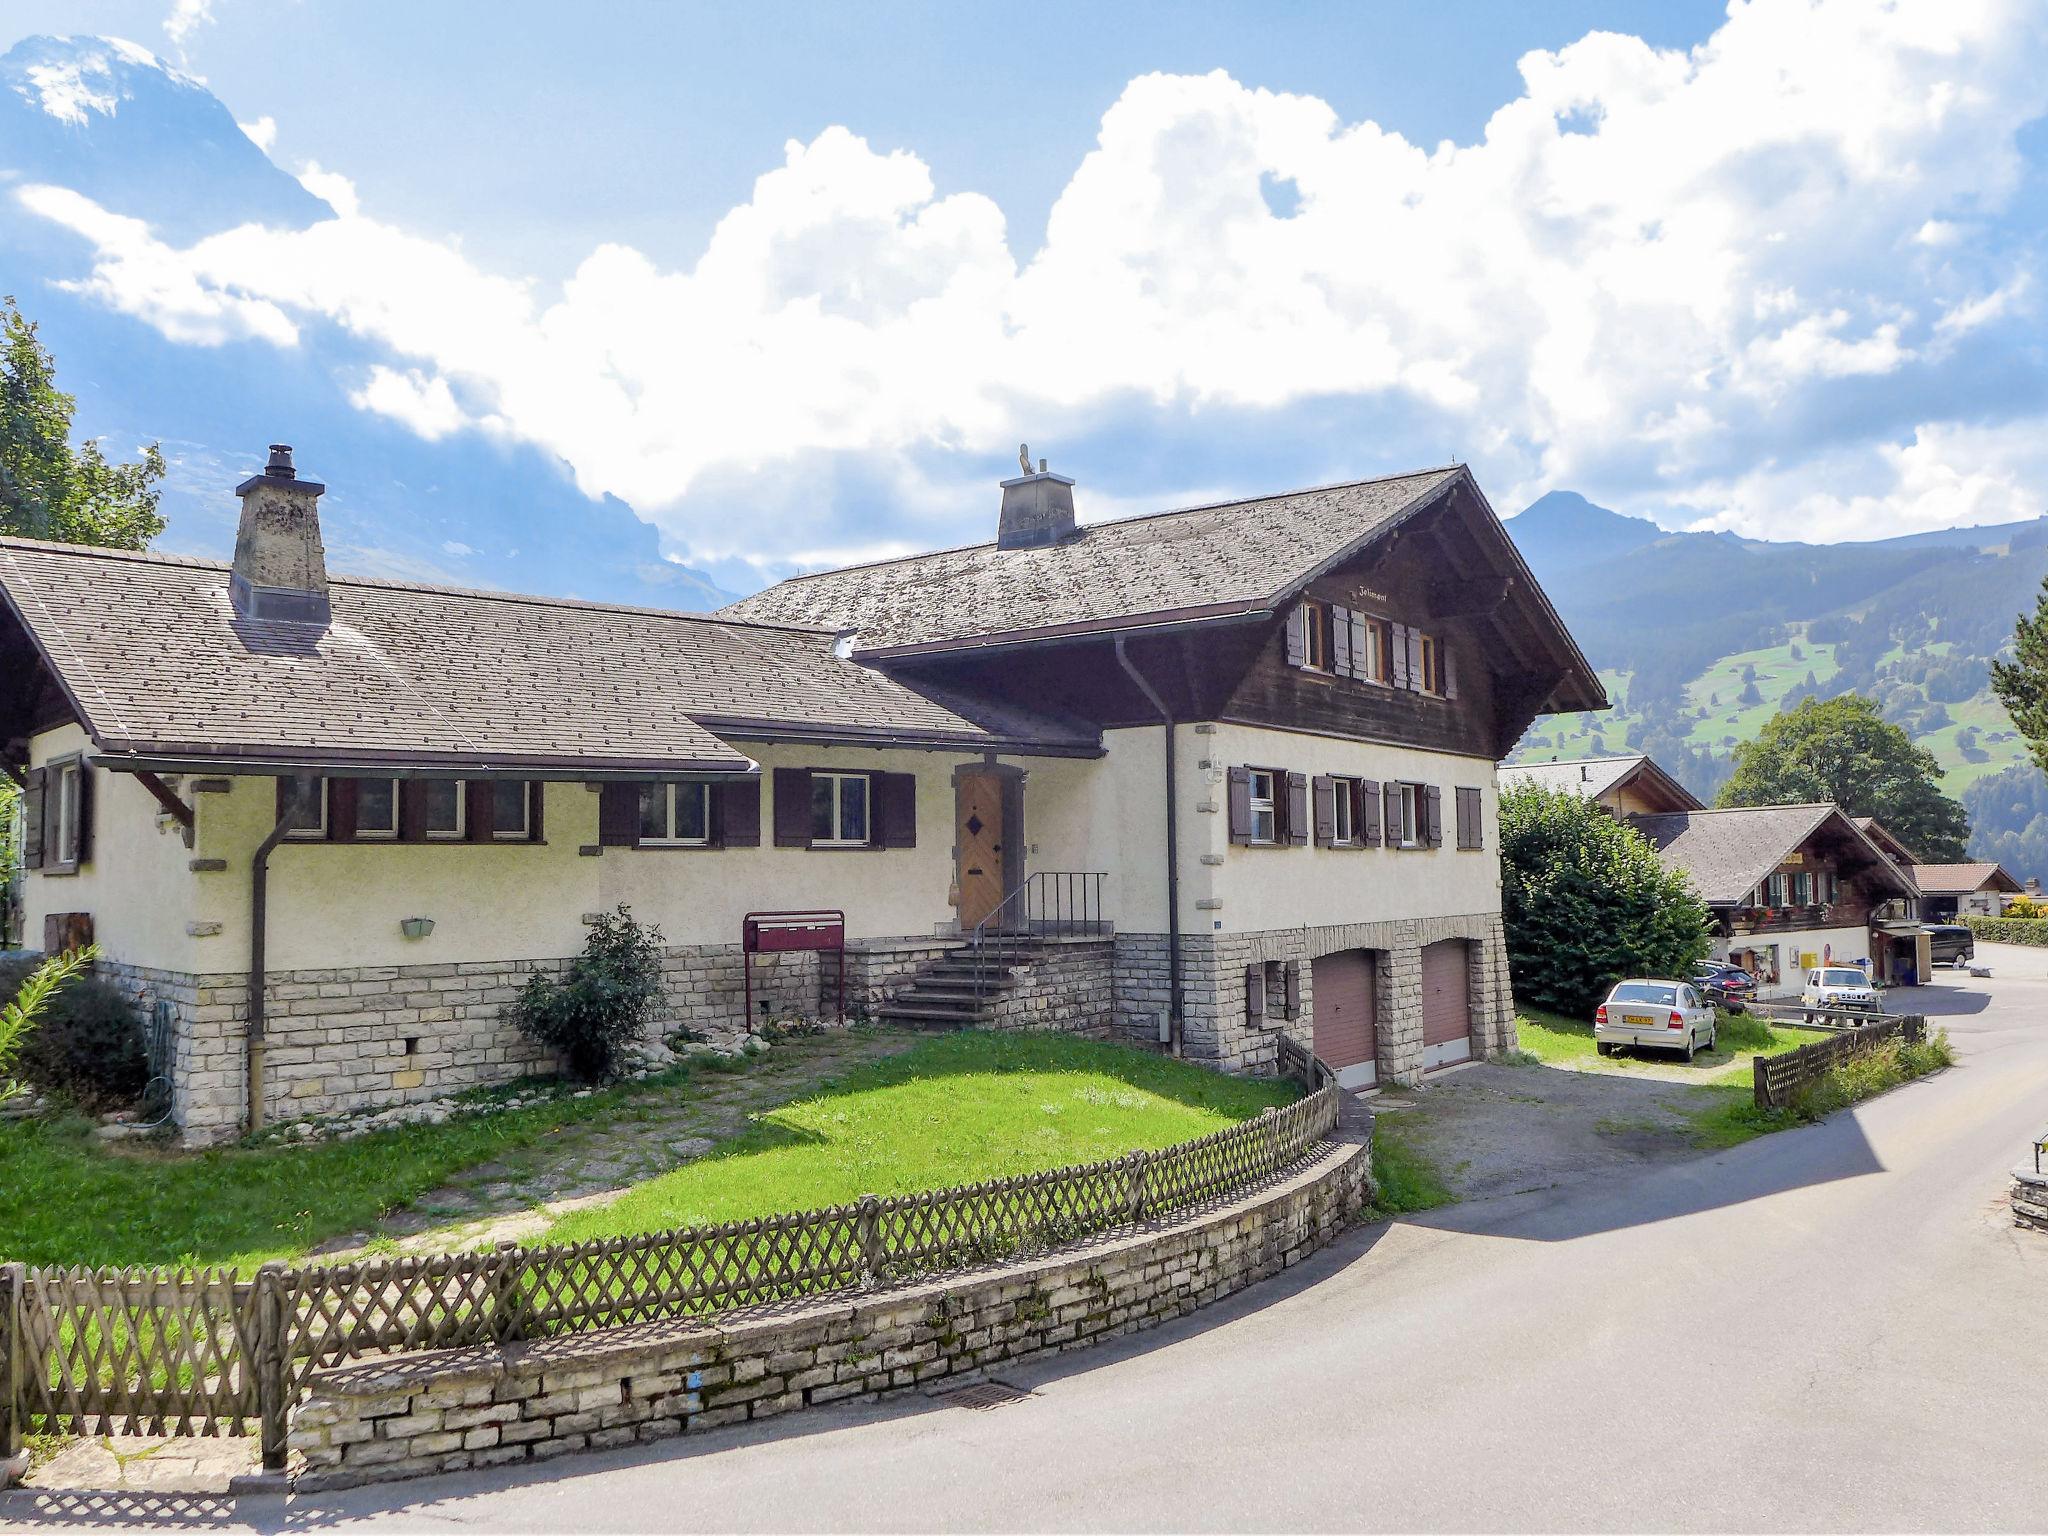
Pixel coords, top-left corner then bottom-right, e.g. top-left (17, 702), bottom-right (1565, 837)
top-left (247, 773), bottom-right (311, 1133)
top-left (1114, 639), bottom-right (1182, 1053)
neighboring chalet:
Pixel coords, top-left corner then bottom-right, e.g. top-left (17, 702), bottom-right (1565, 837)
top-left (1910, 862), bottom-right (2023, 920)
top-left (1498, 753), bottom-right (1702, 816)
top-left (1, 447), bottom-right (1602, 1138)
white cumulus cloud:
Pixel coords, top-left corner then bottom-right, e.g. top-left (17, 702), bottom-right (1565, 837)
top-left (237, 114), bottom-right (276, 152)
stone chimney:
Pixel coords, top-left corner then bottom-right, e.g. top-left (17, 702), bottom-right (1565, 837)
top-left (229, 444), bottom-right (330, 624)
top-left (997, 445), bottom-right (1077, 550)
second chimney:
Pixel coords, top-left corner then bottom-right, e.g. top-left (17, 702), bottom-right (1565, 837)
top-left (229, 444), bottom-right (330, 625)
top-left (997, 457), bottom-right (1077, 550)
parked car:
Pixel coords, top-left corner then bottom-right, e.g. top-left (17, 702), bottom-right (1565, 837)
top-left (1692, 962), bottom-right (1757, 1011)
top-left (1923, 924), bottom-right (1975, 968)
top-left (1594, 979), bottom-right (1718, 1061)
top-left (1801, 966), bottom-right (1882, 1021)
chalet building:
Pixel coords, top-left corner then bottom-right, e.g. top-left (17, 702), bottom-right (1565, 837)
top-left (1498, 753), bottom-right (1702, 816)
top-left (1626, 805), bottom-right (1919, 993)
top-left (1909, 861), bottom-right (2023, 920)
top-left (1, 447), bottom-right (1602, 1139)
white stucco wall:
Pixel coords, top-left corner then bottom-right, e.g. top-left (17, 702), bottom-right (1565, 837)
top-left (1718, 924), bottom-right (1872, 990)
top-left (1188, 722), bottom-right (1501, 935)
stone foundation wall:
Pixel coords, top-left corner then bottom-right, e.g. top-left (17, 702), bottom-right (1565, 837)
top-left (1111, 910), bottom-right (1515, 1083)
top-left (2014, 1168), bottom-right (2048, 1232)
top-left (289, 1120), bottom-right (1372, 1490)
top-left (982, 940), bottom-right (1114, 1035)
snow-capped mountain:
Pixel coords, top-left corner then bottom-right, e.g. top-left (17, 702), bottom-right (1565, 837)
top-left (0, 34), bottom-right (737, 609)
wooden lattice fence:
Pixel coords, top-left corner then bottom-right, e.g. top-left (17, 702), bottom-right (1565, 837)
top-left (1751, 1015), bottom-right (1928, 1110)
top-left (2, 1083), bottom-right (1338, 1472)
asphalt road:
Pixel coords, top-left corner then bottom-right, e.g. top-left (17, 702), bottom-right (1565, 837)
top-left (18, 951), bottom-right (2048, 1533)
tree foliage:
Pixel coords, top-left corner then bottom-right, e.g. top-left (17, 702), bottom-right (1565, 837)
top-left (1717, 694), bottom-right (1968, 861)
top-left (1990, 572), bottom-right (2048, 790)
top-left (1499, 784), bottom-right (1714, 1020)
top-left (506, 907), bottom-right (666, 1082)
top-left (0, 296), bottom-right (166, 549)
top-left (0, 944), bottom-right (98, 1099)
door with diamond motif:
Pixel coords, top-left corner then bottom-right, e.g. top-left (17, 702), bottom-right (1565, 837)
top-left (955, 771), bottom-right (1008, 930)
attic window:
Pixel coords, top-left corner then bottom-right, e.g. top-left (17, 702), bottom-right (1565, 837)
top-left (1300, 600), bottom-right (1335, 673)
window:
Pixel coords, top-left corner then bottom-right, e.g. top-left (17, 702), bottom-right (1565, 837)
top-left (811, 771), bottom-right (871, 846)
top-left (53, 760), bottom-right (83, 866)
top-left (1332, 778), bottom-right (1355, 845)
top-left (493, 782), bottom-right (534, 840)
top-left (1247, 769), bottom-right (1278, 845)
top-left (639, 782), bottom-right (710, 845)
top-left (283, 779), bottom-right (328, 839)
top-left (356, 778), bottom-right (399, 840)
top-left (1455, 785), bottom-right (1485, 850)
top-left (423, 779), bottom-right (465, 840)
top-left (1301, 600), bottom-right (1335, 672)
top-left (1418, 632), bottom-right (1444, 694)
top-left (1395, 783), bottom-right (1421, 847)
top-left (1360, 618), bottom-right (1390, 683)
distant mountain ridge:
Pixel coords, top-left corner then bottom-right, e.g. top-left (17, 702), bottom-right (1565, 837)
top-left (0, 33), bottom-right (737, 611)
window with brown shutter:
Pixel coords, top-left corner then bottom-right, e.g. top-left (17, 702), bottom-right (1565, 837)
top-left (39, 757), bottom-right (90, 873)
top-left (874, 772), bottom-right (918, 848)
top-left (773, 767), bottom-right (813, 847)
top-left (1227, 766), bottom-right (1254, 845)
top-left (21, 766), bottom-right (46, 871)
top-left (1284, 771), bottom-right (1309, 846)
top-left (598, 782), bottom-right (641, 846)
top-left (716, 780), bottom-right (761, 847)
top-left (1245, 963), bottom-right (1266, 1022)
top-left (1455, 786), bottom-right (1483, 850)
top-left (1312, 775), bottom-right (1337, 846)
top-left (1423, 784), bottom-right (1443, 846)
top-left (1356, 777), bottom-right (1382, 847)
top-left (1389, 622), bottom-right (1411, 688)
top-left (1301, 601), bottom-right (1334, 672)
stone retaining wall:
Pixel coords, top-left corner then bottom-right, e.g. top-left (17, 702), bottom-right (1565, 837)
top-left (984, 940), bottom-right (1114, 1035)
top-left (289, 1119), bottom-right (1373, 1490)
top-left (2014, 1168), bottom-right (2048, 1232)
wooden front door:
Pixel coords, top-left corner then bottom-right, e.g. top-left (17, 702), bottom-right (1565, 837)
top-left (956, 771), bottom-right (1008, 930)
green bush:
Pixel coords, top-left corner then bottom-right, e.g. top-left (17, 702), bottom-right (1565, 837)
top-left (505, 906), bottom-right (665, 1082)
top-left (0, 950), bottom-right (144, 1109)
top-left (1499, 783), bottom-right (1715, 1020)
top-left (1962, 914), bottom-right (2048, 946)
top-left (1789, 1028), bottom-right (1954, 1121)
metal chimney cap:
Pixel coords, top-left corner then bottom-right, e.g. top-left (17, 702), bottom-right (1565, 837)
top-left (265, 444), bottom-right (296, 479)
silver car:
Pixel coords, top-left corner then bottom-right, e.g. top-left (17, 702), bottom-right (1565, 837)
top-left (1594, 979), bottom-right (1718, 1061)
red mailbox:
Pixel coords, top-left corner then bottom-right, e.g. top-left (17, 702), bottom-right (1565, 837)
top-left (742, 909), bottom-right (846, 1027)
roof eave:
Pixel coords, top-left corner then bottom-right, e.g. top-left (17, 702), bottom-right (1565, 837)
top-left (697, 716), bottom-right (1105, 759)
top-left (849, 602), bottom-right (1273, 663)
top-left (89, 748), bottom-right (761, 782)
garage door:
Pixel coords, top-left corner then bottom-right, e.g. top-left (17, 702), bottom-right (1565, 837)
top-left (1311, 950), bottom-right (1377, 1090)
top-left (1420, 940), bottom-right (1473, 1071)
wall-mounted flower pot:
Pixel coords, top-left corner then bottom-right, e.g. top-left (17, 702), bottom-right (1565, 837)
top-left (399, 917), bottom-right (435, 941)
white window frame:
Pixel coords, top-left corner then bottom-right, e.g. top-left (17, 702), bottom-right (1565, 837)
top-left (492, 782), bottom-right (535, 842)
top-left (1396, 783), bottom-right (1421, 848)
top-left (423, 779), bottom-right (466, 841)
top-left (1360, 620), bottom-right (1387, 685)
top-left (53, 759), bottom-right (82, 866)
top-left (811, 771), bottom-right (872, 848)
top-left (355, 778), bottom-right (400, 841)
top-left (1331, 776), bottom-right (1356, 846)
top-left (1300, 599), bottom-right (1334, 673)
top-left (639, 782), bottom-right (710, 847)
top-left (1418, 632), bottom-right (1442, 695)
top-left (283, 779), bottom-right (329, 841)
top-left (1247, 769), bottom-right (1278, 846)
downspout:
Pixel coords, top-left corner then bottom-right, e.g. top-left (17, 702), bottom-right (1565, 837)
top-left (247, 773), bottom-right (311, 1133)
top-left (1114, 640), bottom-right (1182, 1054)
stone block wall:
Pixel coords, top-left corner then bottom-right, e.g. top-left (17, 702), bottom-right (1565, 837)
top-left (982, 939), bottom-right (1114, 1035)
top-left (1111, 909), bottom-right (1515, 1083)
top-left (290, 1122), bottom-right (1372, 1490)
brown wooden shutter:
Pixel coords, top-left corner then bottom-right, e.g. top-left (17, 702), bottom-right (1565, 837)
top-left (1284, 960), bottom-right (1301, 1017)
top-left (329, 778), bottom-right (360, 842)
top-left (398, 781), bottom-right (426, 842)
top-left (527, 783), bottom-right (545, 843)
top-left (1441, 643), bottom-right (1458, 700)
top-left (773, 767), bottom-right (813, 847)
top-left (875, 771), bottom-right (917, 848)
top-left (462, 780), bottom-right (494, 842)
top-left (1357, 778), bottom-right (1382, 847)
top-left (72, 764), bottom-right (92, 865)
top-left (716, 780), bottom-right (760, 847)
top-left (1407, 628), bottom-right (1426, 692)
top-left (1226, 766), bottom-right (1253, 845)
top-left (1331, 606), bottom-right (1354, 677)
top-left (1312, 775), bottom-right (1336, 846)
top-left (1389, 622), bottom-right (1410, 688)
top-left (1245, 963), bottom-right (1266, 1022)
top-left (1283, 605), bottom-right (1307, 669)
top-left (1347, 610), bottom-right (1368, 680)
top-left (1384, 781), bottom-right (1402, 844)
top-left (1424, 784), bottom-right (1443, 846)
top-left (20, 766), bottom-right (45, 871)
top-left (1285, 771), bottom-right (1309, 846)
top-left (598, 782), bottom-right (640, 846)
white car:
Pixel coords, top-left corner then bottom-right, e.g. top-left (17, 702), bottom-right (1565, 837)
top-left (1801, 966), bottom-right (1881, 1021)
top-left (1593, 979), bottom-right (1718, 1062)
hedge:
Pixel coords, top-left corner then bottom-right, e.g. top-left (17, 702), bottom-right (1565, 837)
top-left (1961, 915), bottom-right (2048, 947)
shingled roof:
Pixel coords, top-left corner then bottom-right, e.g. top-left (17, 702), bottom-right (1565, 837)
top-left (721, 467), bottom-right (1466, 654)
top-left (1499, 754), bottom-right (1704, 812)
top-left (1909, 862), bottom-right (2023, 897)
top-left (1627, 804), bottom-right (1917, 906)
top-left (0, 538), bottom-right (1097, 776)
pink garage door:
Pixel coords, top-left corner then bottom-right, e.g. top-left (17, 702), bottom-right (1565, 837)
top-left (1420, 940), bottom-right (1473, 1071)
top-left (1311, 950), bottom-right (1377, 1090)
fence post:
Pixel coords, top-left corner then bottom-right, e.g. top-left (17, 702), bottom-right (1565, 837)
top-left (491, 1241), bottom-right (527, 1344)
top-left (254, 1261), bottom-right (288, 1474)
top-left (1, 1262), bottom-right (23, 1479)
top-left (856, 1195), bottom-right (881, 1291)
top-left (1752, 1052), bottom-right (1771, 1111)
top-left (1127, 1150), bottom-right (1150, 1225)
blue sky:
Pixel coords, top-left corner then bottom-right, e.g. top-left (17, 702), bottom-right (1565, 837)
top-left (4, 1), bottom-right (2046, 601)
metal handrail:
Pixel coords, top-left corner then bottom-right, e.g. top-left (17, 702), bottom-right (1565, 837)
top-left (2034, 1127), bottom-right (2047, 1176)
top-left (966, 872), bottom-right (1108, 997)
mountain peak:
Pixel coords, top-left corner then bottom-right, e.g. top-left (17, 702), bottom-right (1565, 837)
top-left (1507, 489), bottom-right (1666, 565)
top-left (5, 34), bottom-right (198, 126)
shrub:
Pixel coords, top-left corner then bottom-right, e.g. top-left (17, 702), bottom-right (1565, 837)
top-left (1962, 914), bottom-right (2048, 946)
top-left (0, 947), bottom-right (142, 1108)
top-left (506, 906), bottom-right (666, 1082)
top-left (1499, 783), bottom-right (1715, 1020)
top-left (1789, 1029), bottom-right (1953, 1121)
top-left (1999, 895), bottom-right (2044, 920)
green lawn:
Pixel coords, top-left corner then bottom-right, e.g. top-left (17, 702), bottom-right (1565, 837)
top-left (548, 1033), bottom-right (1294, 1243)
top-left (1678, 634), bottom-right (1841, 745)
top-left (1516, 1005), bottom-right (1822, 1084)
top-left (0, 1033), bottom-right (1292, 1270)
